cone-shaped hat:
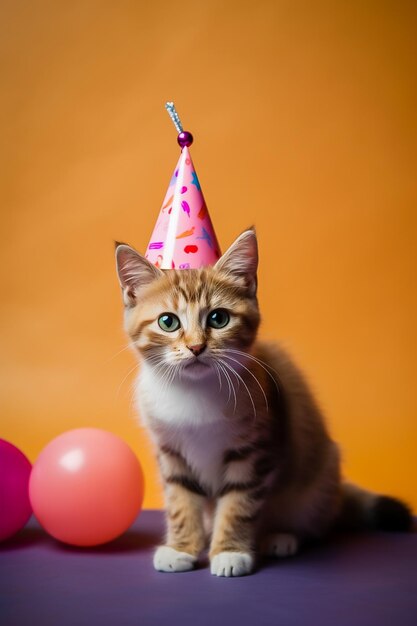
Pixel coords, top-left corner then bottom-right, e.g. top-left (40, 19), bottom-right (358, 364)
top-left (145, 104), bottom-right (221, 269)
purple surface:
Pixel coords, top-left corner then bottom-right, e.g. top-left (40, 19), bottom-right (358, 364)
top-left (1, 510), bottom-right (416, 626)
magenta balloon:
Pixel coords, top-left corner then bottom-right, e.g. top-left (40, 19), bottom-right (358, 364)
top-left (0, 439), bottom-right (32, 542)
top-left (29, 428), bottom-right (144, 547)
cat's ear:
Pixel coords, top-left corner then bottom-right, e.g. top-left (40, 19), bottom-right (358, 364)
top-left (115, 242), bottom-right (163, 307)
top-left (214, 228), bottom-right (258, 296)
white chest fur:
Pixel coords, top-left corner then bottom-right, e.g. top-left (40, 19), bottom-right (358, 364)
top-left (135, 364), bottom-right (236, 492)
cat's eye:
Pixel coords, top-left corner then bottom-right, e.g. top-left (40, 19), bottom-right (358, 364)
top-left (207, 309), bottom-right (230, 329)
top-left (158, 313), bottom-right (181, 332)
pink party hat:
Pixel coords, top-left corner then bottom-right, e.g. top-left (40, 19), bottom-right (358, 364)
top-left (145, 103), bottom-right (221, 269)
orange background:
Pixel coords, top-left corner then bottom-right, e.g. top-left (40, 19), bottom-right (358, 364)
top-left (1, 1), bottom-right (416, 510)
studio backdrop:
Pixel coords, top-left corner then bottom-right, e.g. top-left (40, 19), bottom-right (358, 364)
top-left (1, 0), bottom-right (416, 509)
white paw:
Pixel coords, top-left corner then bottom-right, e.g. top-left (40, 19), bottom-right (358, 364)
top-left (153, 546), bottom-right (197, 573)
top-left (210, 551), bottom-right (254, 577)
top-left (263, 533), bottom-right (299, 558)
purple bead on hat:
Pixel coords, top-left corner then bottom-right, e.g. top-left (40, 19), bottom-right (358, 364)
top-left (177, 131), bottom-right (193, 148)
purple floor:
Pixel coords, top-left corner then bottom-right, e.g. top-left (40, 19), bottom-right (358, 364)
top-left (1, 510), bottom-right (416, 626)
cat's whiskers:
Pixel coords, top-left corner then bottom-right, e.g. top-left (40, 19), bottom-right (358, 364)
top-left (155, 361), bottom-right (175, 393)
top-left (157, 358), bottom-right (185, 396)
top-left (151, 363), bottom-right (169, 382)
top-left (104, 343), bottom-right (133, 364)
top-left (147, 352), bottom-right (190, 392)
top-left (145, 352), bottom-right (175, 371)
top-left (218, 357), bottom-right (257, 419)
top-left (143, 356), bottom-right (175, 393)
top-left (144, 357), bottom-right (167, 374)
top-left (116, 361), bottom-right (140, 400)
top-left (144, 352), bottom-right (167, 364)
top-left (158, 365), bottom-right (172, 395)
top-left (217, 356), bottom-right (237, 413)
top-left (117, 353), bottom-right (166, 408)
top-left (220, 353), bottom-right (269, 412)
top-left (177, 361), bottom-right (186, 384)
top-left (213, 361), bottom-right (223, 392)
top-left (166, 362), bottom-right (179, 390)
top-left (128, 376), bottom-right (140, 417)
top-left (214, 360), bottom-right (234, 408)
top-left (152, 364), bottom-right (171, 396)
top-left (225, 348), bottom-right (281, 393)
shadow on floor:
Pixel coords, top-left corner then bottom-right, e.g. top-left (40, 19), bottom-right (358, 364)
top-left (0, 526), bottom-right (162, 555)
top-left (0, 526), bottom-right (50, 552)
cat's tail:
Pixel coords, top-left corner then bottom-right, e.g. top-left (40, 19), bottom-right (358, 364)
top-left (337, 482), bottom-right (414, 532)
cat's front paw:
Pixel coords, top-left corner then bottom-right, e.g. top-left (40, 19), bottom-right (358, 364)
top-left (210, 551), bottom-right (254, 577)
top-left (153, 545), bottom-right (197, 573)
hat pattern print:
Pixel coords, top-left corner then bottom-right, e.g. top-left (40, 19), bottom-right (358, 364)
top-left (145, 147), bottom-right (221, 269)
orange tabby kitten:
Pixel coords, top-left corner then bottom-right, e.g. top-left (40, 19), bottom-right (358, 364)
top-left (115, 229), bottom-right (412, 577)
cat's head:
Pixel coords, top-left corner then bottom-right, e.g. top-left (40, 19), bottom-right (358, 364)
top-left (115, 229), bottom-right (260, 381)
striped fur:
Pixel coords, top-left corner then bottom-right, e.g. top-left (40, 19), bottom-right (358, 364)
top-left (115, 229), bottom-right (413, 577)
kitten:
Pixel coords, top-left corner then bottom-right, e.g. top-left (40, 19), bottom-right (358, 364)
top-left (115, 228), bottom-right (412, 577)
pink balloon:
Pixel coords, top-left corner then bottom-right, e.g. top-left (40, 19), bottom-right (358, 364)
top-left (29, 428), bottom-right (144, 547)
top-left (0, 439), bottom-right (32, 542)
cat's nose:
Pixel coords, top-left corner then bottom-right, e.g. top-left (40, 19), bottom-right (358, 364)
top-left (187, 343), bottom-right (207, 357)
